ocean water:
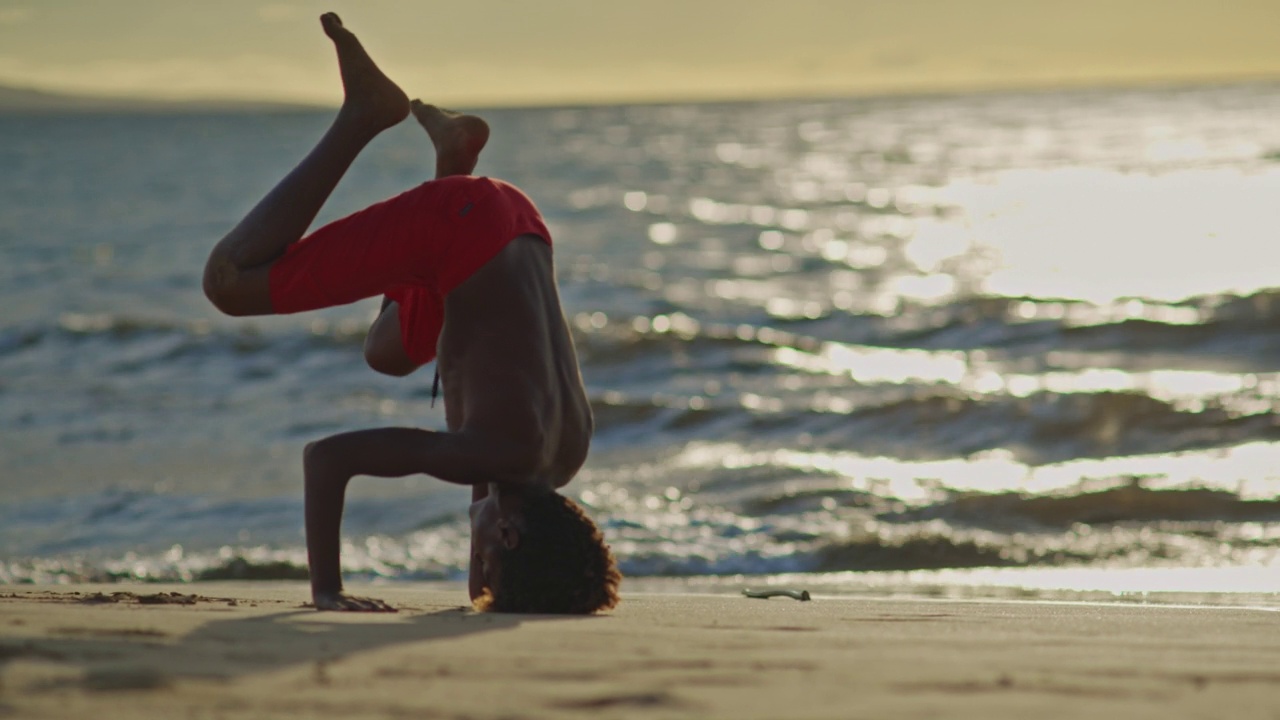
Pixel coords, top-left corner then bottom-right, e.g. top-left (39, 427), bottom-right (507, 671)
top-left (5, 84), bottom-right (1280, 594)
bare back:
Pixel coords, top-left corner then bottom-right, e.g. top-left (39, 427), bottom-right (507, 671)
top-left (436, 234), bottom-right (592, 489)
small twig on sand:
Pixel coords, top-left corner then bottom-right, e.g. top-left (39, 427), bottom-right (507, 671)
top-left (742, 588), bottom-right (811, 601)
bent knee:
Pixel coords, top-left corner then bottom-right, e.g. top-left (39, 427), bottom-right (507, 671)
top-left (202, 258), bottom-right (274, 317)
top-left (363, 305), bottom-right (419, 376)
top-left (202, 261), bottom-right (248, 316)
top-left (363, 343), bottom-right (418, 377)
top-left (203, 284), bottom-right (241, 318)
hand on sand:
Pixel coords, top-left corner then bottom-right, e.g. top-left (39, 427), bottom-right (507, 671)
top-left (312, 591), bottom-right (398, 612)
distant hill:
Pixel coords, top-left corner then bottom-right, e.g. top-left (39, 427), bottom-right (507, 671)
top-left (0, 85), bottom-right (327, 114)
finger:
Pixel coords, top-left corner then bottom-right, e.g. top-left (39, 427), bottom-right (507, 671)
top-left (342, 596), bottom-right (389, 612)
top-left (358, 597), bottom-right (394, 612)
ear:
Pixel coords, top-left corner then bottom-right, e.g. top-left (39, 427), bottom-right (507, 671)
top-left (497, 520), bottom-right (521, 550)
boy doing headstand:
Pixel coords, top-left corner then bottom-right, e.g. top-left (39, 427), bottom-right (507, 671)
top-left (202, 12), bottom-right (620, 613)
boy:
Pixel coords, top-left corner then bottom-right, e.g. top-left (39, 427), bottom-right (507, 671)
top-left (202, 12), bottom-right (619, 613)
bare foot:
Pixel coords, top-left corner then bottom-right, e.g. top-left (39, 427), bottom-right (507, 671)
top-left (411, 100), bottom-right (490, 177)
top-left (321, 12), bottom-right (409, 133)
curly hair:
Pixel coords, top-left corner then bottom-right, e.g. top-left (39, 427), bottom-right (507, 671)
top-left (474, 492), bottom-right (621, 614)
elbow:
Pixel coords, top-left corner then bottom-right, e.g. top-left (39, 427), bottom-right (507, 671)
top-left (302, 440), bottom-right (326, 478)
top-left (303, 438), bottom-right (349, 485)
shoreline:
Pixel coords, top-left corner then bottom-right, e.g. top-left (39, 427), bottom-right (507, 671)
top-left (4, 582), bottom-right (1280, 719)
top-left (8, 562), bottom-right (1280, 612)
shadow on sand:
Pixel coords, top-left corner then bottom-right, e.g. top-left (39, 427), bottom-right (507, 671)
top-left (1, 592), bottom-right (588, 690)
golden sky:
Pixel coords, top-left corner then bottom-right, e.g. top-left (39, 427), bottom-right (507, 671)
top-left (1, 0), bottom-right (1277, 106)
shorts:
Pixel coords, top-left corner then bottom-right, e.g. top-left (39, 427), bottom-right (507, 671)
top-left (268, 176), bottom-right (552, 364)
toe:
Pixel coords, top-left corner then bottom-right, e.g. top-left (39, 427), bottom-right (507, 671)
top-left (320, 12), bottom-right (347, 39)
top-left (412, 103), bottom-right (440, 121)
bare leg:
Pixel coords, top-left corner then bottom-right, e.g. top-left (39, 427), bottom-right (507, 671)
top-left (203, 12), bottom-right (409, 316)
top-left (411, 100), bottom-right (490, 178)
top-left (358, 103), bottom-right (491, 373)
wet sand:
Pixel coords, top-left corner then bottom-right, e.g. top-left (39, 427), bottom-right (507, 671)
top-left (2, 583), bottom-right (1279, 719)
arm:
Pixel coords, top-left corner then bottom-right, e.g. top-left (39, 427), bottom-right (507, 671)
top-left (303, 427), bottom-right (535, 610)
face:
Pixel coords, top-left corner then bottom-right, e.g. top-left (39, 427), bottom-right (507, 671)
top-left (469, 495), bottom-right (519, 590)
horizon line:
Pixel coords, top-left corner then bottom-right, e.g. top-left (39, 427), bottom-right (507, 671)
top-left (4, 72), bottom-right (1280, 114)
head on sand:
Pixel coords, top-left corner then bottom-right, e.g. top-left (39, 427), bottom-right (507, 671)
top-left (470, 490), bottom-right (621, 614)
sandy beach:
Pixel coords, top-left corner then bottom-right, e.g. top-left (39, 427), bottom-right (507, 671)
top-left (1, 584), bottom-right (1278, 719)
